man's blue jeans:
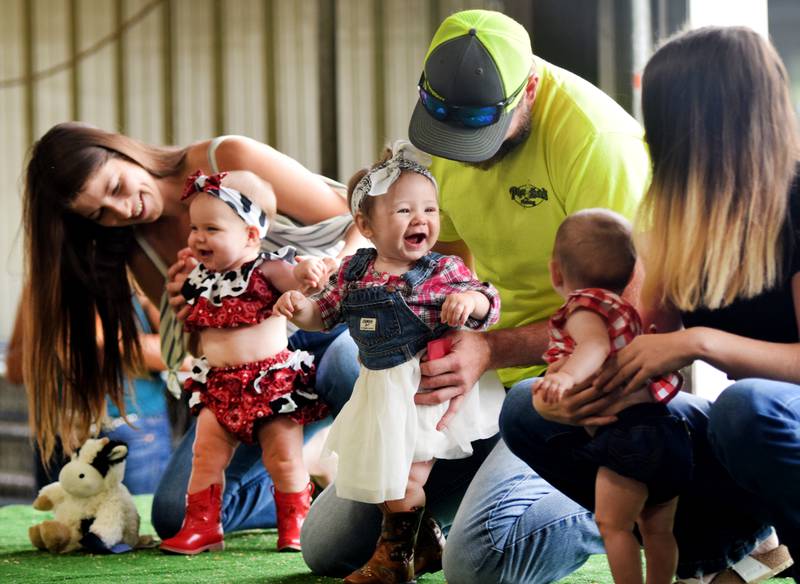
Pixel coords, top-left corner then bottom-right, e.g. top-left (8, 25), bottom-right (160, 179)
top-left (151, 325), bottom-right (358, 538)
top-left (302, 378), bottom-right (607, 584)
top-left (500, 380), bottom-right (789, 580)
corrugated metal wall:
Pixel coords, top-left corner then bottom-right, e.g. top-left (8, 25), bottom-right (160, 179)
top-left (0, 0), bottom-right (496, 339)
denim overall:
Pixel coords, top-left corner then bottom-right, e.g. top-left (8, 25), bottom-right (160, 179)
top-left (342, 249), bottom-right (449, 370)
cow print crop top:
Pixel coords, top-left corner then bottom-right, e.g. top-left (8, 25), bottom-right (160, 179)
top-left (181, 249), bottom-right (293, 332)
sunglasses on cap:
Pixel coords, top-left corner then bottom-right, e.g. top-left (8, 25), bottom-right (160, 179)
top-left (417, 73), bottom-right (527, 128)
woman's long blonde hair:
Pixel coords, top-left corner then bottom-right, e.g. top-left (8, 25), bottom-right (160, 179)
top-left (639, 26), bottom-right (799, 311)
top-left (23, 122), bottom-right (186, 459)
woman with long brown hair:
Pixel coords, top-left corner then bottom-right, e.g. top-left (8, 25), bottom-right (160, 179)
top-left (501, 26), bottom-right (800, 582)
top-left (20, 122), bottom-right (362, 539)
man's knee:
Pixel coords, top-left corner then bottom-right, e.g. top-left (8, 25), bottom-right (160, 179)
top-left (499, 382), bottom-right (536, 451)
top-left (301, 500), bottom-right (345, 576)
top-left (301, 488), bottom-right (381, 577)
top-left (442, 525), bottom-right (497, 584)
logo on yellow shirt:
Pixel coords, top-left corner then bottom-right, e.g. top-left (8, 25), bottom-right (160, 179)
top-left (509, 184), bottom-right (548, 208)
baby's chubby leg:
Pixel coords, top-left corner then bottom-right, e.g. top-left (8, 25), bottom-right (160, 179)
top-left (258, 417), bottom-right (313, 552)
top-left (386, 460), bottom-right (435, 512)
top-left (639, 497), bottom-right (679, 584)
top-left (595, 466), bottom-right (649, 584)
top-left (161, 408), bottom-right (236, 554)
top-left (189, 408), bottom-right (238, 493)
top-left (257, 417), bottom-right (309, 492)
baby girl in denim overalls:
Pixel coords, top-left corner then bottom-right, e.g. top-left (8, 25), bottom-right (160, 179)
top-left (275, 141), bottom-right (504, 583)
top-left (160, 170), bottom-right (330, 556)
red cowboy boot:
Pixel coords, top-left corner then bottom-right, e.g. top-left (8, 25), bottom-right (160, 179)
top-left (159, 484), bottom-right (224, 554)
top-left (414, 510), bottom-right (445, 577)
top-left (344, 505), bottom-right (424, 584)
top-left (273, 482), bottom-right (314, 552)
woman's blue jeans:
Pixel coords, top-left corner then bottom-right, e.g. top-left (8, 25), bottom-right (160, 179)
top-left (151, 324), bottom-right (358, 538)
top-left (708, 379), bottom-right (800, 564)
top-left (105, 413), bottom-right (173, 495)
top-left (500, 380), bottom-right (797, 579)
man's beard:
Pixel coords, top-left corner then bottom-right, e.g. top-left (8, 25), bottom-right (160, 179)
top-left (466, 106), bottom-right (532, 171)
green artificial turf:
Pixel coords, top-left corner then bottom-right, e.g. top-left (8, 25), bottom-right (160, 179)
top-left (0, 496), bottom-right (790, 583)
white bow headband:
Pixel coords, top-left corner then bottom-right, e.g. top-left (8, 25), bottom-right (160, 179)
top-left (350, 140), bottom-right (438, 216)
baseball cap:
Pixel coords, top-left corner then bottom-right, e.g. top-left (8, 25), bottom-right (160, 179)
top-left (409, 10), bottom-right (534, 163)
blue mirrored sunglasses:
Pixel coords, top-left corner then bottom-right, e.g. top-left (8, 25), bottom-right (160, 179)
top-left (417, 73), bottom-right (527, 128)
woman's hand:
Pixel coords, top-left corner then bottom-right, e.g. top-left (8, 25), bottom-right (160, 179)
top-left (440, 292), bottom-right (477, 327)
top-left (417, 330), bottom-right (490, 430)
top-left (593, 330), bottom-right (694, 395)
top-left (166, 248), bottom-right (197, 321)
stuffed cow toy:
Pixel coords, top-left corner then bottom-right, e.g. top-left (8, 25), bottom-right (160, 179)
top-left (28, 437), bottom-right (148, 553)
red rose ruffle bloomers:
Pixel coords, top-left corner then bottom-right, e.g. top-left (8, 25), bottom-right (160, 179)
top-left (185, 348), bottom-right (328, 444)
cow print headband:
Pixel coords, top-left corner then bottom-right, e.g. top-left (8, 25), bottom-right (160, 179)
top-left (182, 170), bottom-right (269, 238)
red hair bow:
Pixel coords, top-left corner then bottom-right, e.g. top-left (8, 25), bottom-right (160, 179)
top-left (181, 170), bottom-right (228, 200)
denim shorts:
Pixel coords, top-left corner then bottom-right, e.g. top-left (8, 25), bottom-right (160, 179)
top-left (574, 402), bottom-right (693, 504)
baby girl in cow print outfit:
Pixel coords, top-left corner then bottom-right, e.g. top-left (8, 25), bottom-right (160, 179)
top-left (159, 170), bottom-right (329, 556)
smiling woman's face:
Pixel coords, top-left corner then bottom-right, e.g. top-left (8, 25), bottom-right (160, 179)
top-left (70, 157), bottom-right (163, 226)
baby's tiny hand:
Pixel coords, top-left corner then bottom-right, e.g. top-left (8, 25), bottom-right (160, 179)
top-left (321, 256), bottom-right (339, 274)
top-left (440, 293), bottom-right (476, 327)
top-left (294, 258), bottom-right (327, 290)
top-left (274, 290), bottom-right (307, 318)
top-left (533, 371), bottom-right (575, 404)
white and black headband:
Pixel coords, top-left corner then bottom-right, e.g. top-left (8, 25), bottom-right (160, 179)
top-left (182, 170), bottom-right (269, 238)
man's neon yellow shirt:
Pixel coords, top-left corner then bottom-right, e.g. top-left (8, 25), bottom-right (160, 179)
top-left (430, 56), bottom-right (651, 387)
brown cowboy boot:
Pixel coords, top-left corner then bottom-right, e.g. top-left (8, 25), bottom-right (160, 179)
top-left (344, 505), bottom-right (424, 584)
top-left (414, 510), bottom-right (445, 577)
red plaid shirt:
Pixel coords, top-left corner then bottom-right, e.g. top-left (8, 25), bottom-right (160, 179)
top-left (312, 253), bottom-right (500, 332)
top-left (544, 288), bottom-right (681, 403)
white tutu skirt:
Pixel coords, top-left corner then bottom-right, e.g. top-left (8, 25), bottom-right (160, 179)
top-left (323, 357), bottom-right (505, 503)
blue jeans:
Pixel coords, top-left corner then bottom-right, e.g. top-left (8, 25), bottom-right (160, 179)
top-left (34, 413), bottom-right (173, 497)
top-left (500, 382), bottom-right (774, 580)
top-left (105, 413), bottom-right (173, 495)
top-left (151, 325), bottom-right (358, 538)
top-left (709, 379), bottom-right (800, 563)
top-left (301, 378), bottom-right (606, 584)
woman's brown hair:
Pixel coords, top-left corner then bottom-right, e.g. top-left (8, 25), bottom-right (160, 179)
top-left (23, 122), bottom-right (187, 458)
top-left (639, 27), bottom-right (800, 311)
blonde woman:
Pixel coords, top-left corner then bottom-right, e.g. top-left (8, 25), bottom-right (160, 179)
top-left (501, 27), bottom-right (798, 583)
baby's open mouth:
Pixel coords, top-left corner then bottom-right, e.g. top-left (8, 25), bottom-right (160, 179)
top-left (405, 233), bottom-right (426, 244)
